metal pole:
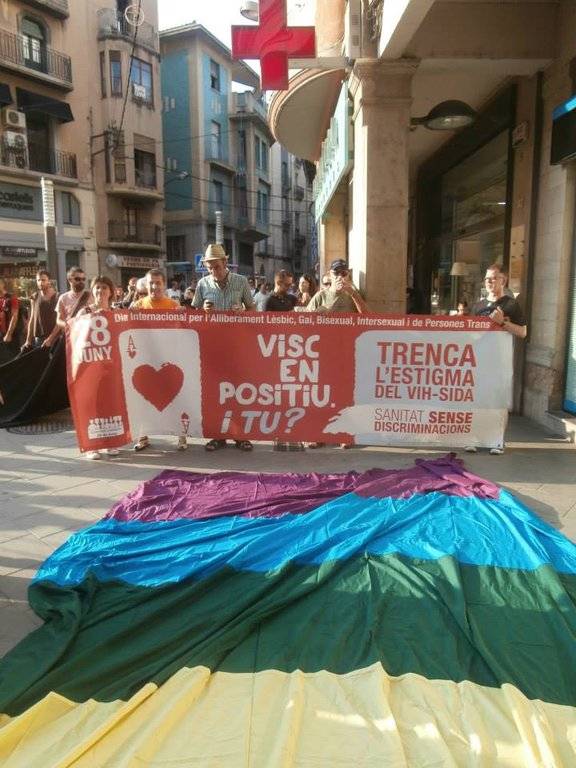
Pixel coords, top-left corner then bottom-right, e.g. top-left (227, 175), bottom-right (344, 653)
top-left (41, 178), bottom-right (61, 290)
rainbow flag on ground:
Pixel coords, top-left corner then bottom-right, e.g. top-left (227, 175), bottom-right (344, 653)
top-left (1, 456), bottom-right (575, 766)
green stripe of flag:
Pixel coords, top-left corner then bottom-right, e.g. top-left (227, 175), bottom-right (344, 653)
top-left (2, 554), bottom-right (575, 716)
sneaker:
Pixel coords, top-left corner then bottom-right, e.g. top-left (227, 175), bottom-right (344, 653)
top-left (489, 447), bottom-right (505, 455)
top-left (85, 450), bottom-right (101, 461)
top-left (464, 446), bottom-right (477, 453)
top-left (102, 448), bottom-right (120, 457)
top-left (177, 435), bottom-right (188, 451)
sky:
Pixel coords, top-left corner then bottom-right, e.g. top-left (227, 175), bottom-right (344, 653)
top-left (158, 0), bottom-right (248, 47)
top-left (157, 0), bottom-right (315, 47)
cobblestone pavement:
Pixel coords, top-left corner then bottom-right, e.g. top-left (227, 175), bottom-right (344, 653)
top-left (0, 415), bottom-right (574, 657)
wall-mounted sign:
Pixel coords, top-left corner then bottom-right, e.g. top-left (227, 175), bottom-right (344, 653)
top-left (232, 0), bottom-right (316, 90)
top-left (0, 259), bottom-right (45, 278)
top-left (116, 255), bottom-right (163, 270)
top-left (314, 84), bottom-right (353, 222)
top-left (0, 181), bottom-right (42, 221)
top-left (0, 246), bottom-right (39, 260)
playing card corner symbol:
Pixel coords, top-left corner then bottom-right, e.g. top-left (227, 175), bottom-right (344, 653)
top-left (132, 363), bottom-right (184, 412)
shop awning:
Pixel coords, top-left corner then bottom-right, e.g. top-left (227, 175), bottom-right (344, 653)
top-left (16, 88), bottom-right (74, 123)
top-left (0, 84), bottom-right (12, 108)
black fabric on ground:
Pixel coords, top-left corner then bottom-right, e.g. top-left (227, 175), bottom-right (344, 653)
top-left (0, 337), bottom-right (69, 427)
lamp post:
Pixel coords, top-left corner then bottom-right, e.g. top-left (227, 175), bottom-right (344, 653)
top-left (411, 100), bottom-right (476, 131)
top-left (41, 177), bottom-right (62, 290)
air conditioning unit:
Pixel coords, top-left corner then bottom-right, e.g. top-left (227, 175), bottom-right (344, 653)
top-left (132, 83), bottom-right (147, 100)
top-left (343, 0), bottom-right (362, 60)
top-left (3, 130), bottom-right (28, 150)
top-left (7, 149), bottom-right (28, 170)
top-left (0, 108), bottom-right (26, 130)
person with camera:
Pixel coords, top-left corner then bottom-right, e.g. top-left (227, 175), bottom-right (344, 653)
top-left (305, 259), bottom-right (368, 314)
top-left (193, 243), bottom-right (255, 452)
top-left (306, 260), bottom-right (367, 448)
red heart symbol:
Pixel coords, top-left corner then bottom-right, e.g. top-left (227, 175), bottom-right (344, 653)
top-left (132, 363), bottom-right (184, 412)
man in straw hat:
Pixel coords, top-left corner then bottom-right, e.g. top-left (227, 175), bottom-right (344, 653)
top-left (193, 244), bottom-right (255, 314)
top-left (193, 243), bottom-right (255, 452)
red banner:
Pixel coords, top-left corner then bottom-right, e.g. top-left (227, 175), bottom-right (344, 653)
top-left (67, 311), bottom-right (512, 452)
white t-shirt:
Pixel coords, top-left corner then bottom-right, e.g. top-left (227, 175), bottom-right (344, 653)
top-left (254, 291), bottom-right (269, 311)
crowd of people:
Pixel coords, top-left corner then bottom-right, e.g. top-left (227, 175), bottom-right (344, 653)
top-left (0, 247), bottom-right (525, 458)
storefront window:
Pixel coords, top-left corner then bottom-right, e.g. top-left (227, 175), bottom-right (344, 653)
top-left (432, 131), bottom-right (509, 314)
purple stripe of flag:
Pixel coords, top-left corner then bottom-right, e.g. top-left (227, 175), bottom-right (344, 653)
top-left (107, 455), bottom-right (499, 524)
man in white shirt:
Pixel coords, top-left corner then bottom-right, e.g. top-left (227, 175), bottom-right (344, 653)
top-left (253, 281), bottom-right (272, 311)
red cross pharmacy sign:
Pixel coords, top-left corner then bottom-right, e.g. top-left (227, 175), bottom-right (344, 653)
top-left (232, 0), bottom-right (316, 91)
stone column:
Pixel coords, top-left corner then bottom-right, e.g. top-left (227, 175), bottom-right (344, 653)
top-left (348, 60), bottom-right (417, 313)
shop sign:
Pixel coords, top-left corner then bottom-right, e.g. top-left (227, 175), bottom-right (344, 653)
top-left (116, 256), bottom-right (163, 270)
top-left (0, 182), bottom-right (42, 221)
top-left (0, 260), bottom-right (45, 278)
top-left (0, 246), bottom-right (38, 260)
top-left (314, 84), bottom-right (353, 222)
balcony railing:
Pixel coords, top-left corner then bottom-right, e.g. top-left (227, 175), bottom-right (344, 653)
top-left (0, 138), bottom-right (77, 178)
top-left (135, 168), bottom-right (157, 189)
top-left (0, 28), bottom-right (72, 86)
top-left (232, 91), bottom-right (268, 122)
top-left (108, 221), bottom-right (161, 245)
top-left (97, 8), bottom-right (159, 52)
top-left (20, 0), bottom-right (69, 19)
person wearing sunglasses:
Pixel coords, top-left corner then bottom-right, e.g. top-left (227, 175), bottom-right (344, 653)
top-left (306, 259), bottom-right (368, 449)
top-left (55, 266), bottom-right (90, 330)
top-left (306, 259), bottom-right (368, 314)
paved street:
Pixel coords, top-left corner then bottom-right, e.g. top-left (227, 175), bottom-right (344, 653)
top-left (0, 414), bottom-right (575, 658)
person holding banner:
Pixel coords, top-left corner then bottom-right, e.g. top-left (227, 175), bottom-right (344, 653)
top-left (21, 270), bottom-right (59, 352)
top-left (56, 267), bottom-right (90, 329)
top-left (130, 269), bottom-right (188, 453)
top-left (0, 278), bottom-right (21, 363)
top-left (131, 270), bottom-right (181, 311)
top-left (306, 259), bottom-right (368, 448)
top-left (193, 244), bottom-right (255, 314)
top-left (78, 276), bottom-right (121, 461)
top-left (466, 263), bottom-right (527, 455)
top-left (193, 243), bottom-right (255, 452)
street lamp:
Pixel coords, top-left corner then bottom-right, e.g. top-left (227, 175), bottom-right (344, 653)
top-left (164, 171), bottom-right (191, 185)
top-left (411, 100), bottom-right (476, 131)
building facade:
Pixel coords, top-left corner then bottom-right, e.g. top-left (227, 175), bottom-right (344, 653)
top-left (0, 0), bottom-right (163, 290)
top-left (255, 143), bottom-right (315, 280)
top-left (269, 0), bottom-right (576, 436)
top-left (161, 24), bottom-right (271, 278)
top-left (160, 24), bottom-right (313, 281)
